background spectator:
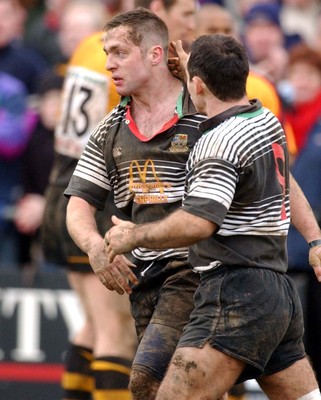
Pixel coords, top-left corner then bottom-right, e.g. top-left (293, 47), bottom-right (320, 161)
top-left (14, 71), bottom-right (64, 271)
top-left (283, 43), bottom-right (321, 153)
top-left (0, 0), bottom-right (49, 269)
top-left (25, 0), bottom-right (110, 75)
top-left (24, 0), bottom-right (71, 67)
top-left (312, 8), bottom-right (321, 53)
top-left (0, 72), bottom-right (35, 267)
top-left (280, 0), bottom-right (320, 46)
top-left (0, 0), bottom-right (49, 94)
top-left (55, 0), bottom-right (111, 76)
top-left (240, 2), bottom-right (300, 83)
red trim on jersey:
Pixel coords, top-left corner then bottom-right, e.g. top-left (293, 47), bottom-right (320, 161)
top-left (0, 362), bottom-right (63, 382)
top-left (125, 106), bottom-right (179, 142)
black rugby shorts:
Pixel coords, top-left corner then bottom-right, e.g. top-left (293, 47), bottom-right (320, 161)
top-left (177, 265), bottom-right (305, 383)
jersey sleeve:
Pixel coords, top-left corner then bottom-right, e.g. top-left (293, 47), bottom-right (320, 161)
top-left (182, 156), bottom-right (237, 228)
top-left (64, 120), bottom-right (111, 210)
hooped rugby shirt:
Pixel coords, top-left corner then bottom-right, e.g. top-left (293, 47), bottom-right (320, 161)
top-left (182, 100), bottom-right (291, 273)
top-left (65, 87), bottom-right (206, 262)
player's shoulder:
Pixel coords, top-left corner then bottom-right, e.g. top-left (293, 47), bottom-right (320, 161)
top-left (91, 102), bottom-right (126, 139)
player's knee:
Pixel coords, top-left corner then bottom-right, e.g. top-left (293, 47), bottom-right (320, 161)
top-left (129, 369), bottom-right (160, 400)
top-left (297, 389), bottom-right (321, 400)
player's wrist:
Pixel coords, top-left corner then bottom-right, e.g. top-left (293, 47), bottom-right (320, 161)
top-left (132, 225), bottom-right (143, 248)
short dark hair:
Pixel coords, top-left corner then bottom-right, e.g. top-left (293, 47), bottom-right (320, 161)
top-left (188, 34), bottom-right (249, 101)
top-left (104, 7), bottom-right (169, 54)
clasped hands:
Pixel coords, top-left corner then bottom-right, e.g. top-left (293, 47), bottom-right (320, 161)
top-left (92, 216), bottom-right (139, 295)
top-left (97, 214), bottom-right (321, 294)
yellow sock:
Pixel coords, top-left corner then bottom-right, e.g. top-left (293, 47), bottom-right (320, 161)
top-left (61, 344), bottom-right (94, 400)
top-left (91, 356), bottom-right (132, 400)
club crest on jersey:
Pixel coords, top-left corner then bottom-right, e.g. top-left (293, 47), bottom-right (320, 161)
top-left (169, 134), bottom-right (188, 152)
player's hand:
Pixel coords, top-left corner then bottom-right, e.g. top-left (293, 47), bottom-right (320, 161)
top-left (88, 239), bottom-right (137, 295)
top-left (105, 215), bottom-right (137, 263)
top-left (95, 254), bottom-right (138, 295)
top-left (168, 40), bottom-right (188, 83)
top-left (308, 244), bottom-right (321, 282)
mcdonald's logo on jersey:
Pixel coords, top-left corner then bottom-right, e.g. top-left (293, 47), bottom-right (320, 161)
top-left (129, 159), bottom-right (172, 204)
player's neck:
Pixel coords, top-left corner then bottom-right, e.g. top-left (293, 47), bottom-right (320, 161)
top-left (205, 96), bottom-right (250, 119)
top-left (132, 74), bottom-right (182, 113)
top-left (130, 77), bottom-right (183, 138)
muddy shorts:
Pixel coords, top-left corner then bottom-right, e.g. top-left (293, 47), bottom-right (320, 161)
top-left (177, 265), bottom-right (306, 383)
top-left (130, 259), bottom-right (200, 382)
top-left (41, 185), bottom-right (121, 272)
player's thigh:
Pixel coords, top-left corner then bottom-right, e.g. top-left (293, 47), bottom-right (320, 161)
top-left (258, 357), bottom-right (319, 400)
top-left (157, 344), bottom-right (244, 400)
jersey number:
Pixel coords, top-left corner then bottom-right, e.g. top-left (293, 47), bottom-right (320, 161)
top-left (62, 84), bottom-right (92, 137)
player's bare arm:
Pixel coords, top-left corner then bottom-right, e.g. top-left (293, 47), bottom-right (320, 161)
top-left (106, 209), bottom-right (217, 263)
top-left (66, 196), bottom-right (102, 254)
top-left (289, 174), bottom-right (321, 281)
top-left (66, 196), bottom-right (138, 294)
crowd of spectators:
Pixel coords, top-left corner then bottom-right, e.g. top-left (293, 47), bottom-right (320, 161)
top-left (1, 0), bottom-right (321, 393)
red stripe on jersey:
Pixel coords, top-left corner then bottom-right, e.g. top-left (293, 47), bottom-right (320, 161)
top-left (125, 106), bottom-right (179, 141)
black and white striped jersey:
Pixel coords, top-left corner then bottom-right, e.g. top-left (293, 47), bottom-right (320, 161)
top-left (65, 90), bottom-right (206, 262)
top-left (182, 100), bottom-right (291, 273)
